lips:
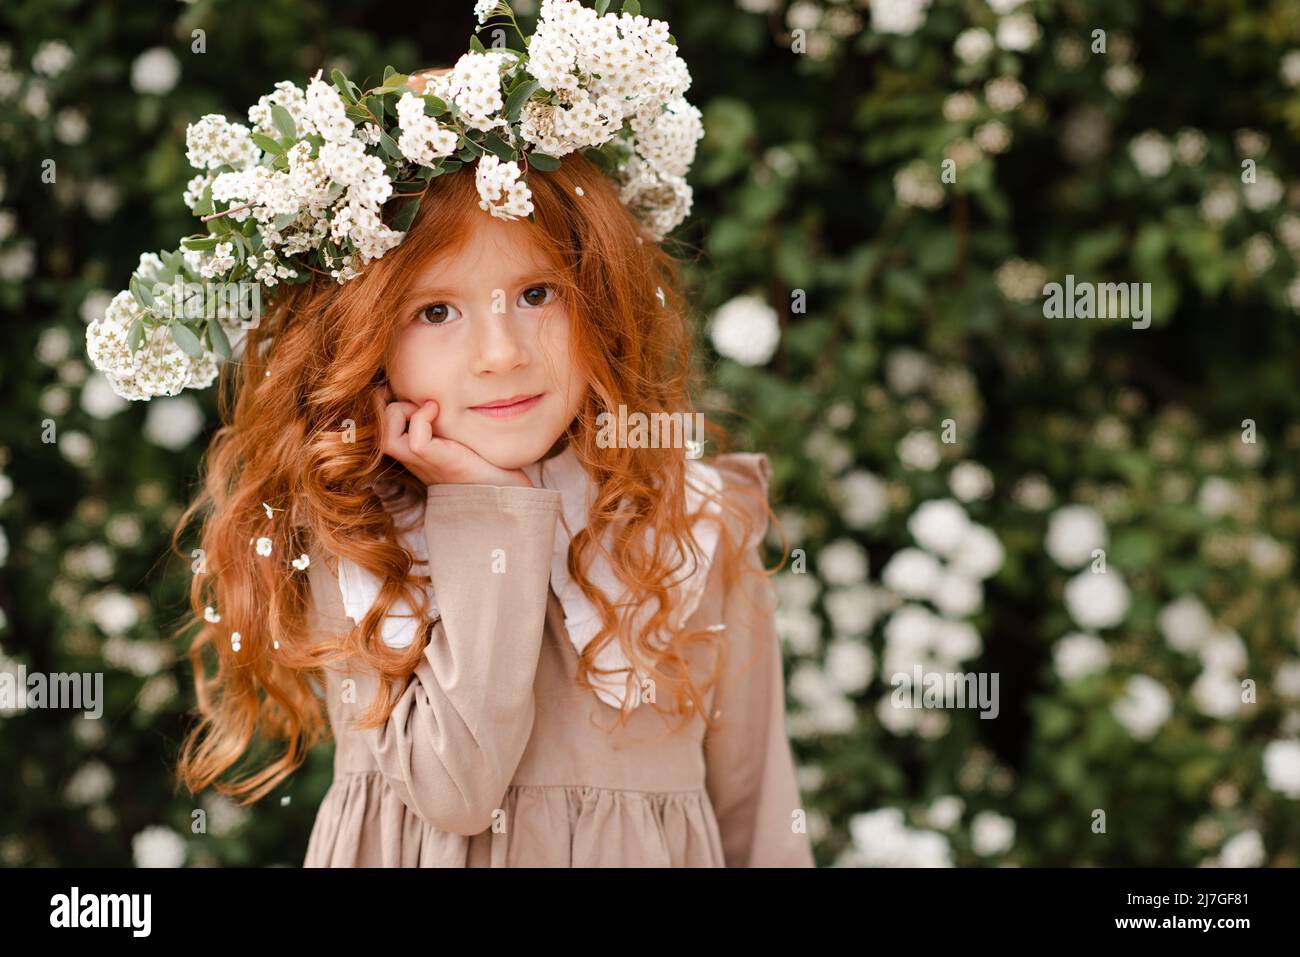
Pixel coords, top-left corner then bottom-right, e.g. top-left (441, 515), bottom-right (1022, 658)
top-left (471, 393), bottom-right (540, 409)
top-left (469, 393), bottom-right (544, 419)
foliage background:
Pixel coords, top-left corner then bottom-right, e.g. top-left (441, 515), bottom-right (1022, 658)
top-left (2, 0), bottom-right (1299, 866)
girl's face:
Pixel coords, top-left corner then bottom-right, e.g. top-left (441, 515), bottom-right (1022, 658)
top-left (385, 212), bottom-right (589, 472)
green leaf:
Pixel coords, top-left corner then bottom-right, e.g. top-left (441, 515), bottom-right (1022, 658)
top-left (194, 183), bottom-right (215, 217)
top-left (382, 64), bottom-right (397, 82)
top-left (527, 151), bottom-right (560, 171)
top-left (252, 132), bottom-right (286, 156)
top-left (621, 0), bottom-right (639, 15)
top-left (389, 198), bottom-right (420, 232)
top-left (207, 318), bottom-right (232, 359)
top-left (331, 69), bottom-right (356, 105)
top-left (470, 33), bottom-right (487, 53)
top-left (379, 130), bottom-right (404, 160)
top-left (130, 274), bottom-right (155, 308)
top-left (181, 235), bottom-right (221, 251)
top-left (481, 132), bottom-right (515, 161)
top-left (127, 319), bottom-right (145, 353)
top-left (171, 322), bottom-right (204, 358)
top-left (272, 212), bottom-right (297, 231)
top-left (423, 95), bottom-right (447, 116)
top-left (270, 104), bottom-right (297, 140)
top-left (596, 0), bottom-right (610, 14)
top-left (505, 79), bottom-right (539, 121)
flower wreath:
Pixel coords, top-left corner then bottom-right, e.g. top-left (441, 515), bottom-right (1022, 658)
top-left (85, 0), bottom-right (704, 401)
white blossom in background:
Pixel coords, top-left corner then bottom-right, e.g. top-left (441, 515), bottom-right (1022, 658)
top-left (932, 569), bottom-right (982, 618)
top-left (131, 47), bottom-right (181, 95)
top-left (708, 294), bottom-right (780, 366)
top-left (926, 795), bottom-right (964, 830)
top-left (817, 538), bottom-right (869, 586)
top-left (1243, 169), bottom-right (1284, 211)
top-left (954, 28), bottom-right (994, 64)
top-left (907, 499), bottom-right (971, 558)
top-left (1158, 595), bottom-right (1214, 653)
top-left (948, 462), bottom-right (993, 502)
top-left (1045, 504), bottom-right (1108, 569)
top-left (1218, 830), bottom-right (1265, 868)
top-left (881, 547), bottom-right (943, 601)
top-left (869, 0), bottom-right (932, 36)
top-left (1128, 130), bottom-right (1173, 178)
top-left (1191, 667), bottom-right (1244, 718)
top-left (833, 469), bottom-right (889, 528)
top-left (143, 396), bottom-right (206, 450)
top-left (885, 347), bottom-right (931, 395)
top-left (847, 808), bottom-right (953, 867)
top-left (824, 584), bottom-right (879, 636)
top-left (131, 825), bottom-right (187, 867)
top-left (971, 810), bottom-right (1015, 856)
top-left (1282, 50), bottom-right (1300, 87)
top-left (86, 589), bottom-right (140, 635)
top-left (32, 40), bottom-right (74, 77)
top-left (80, 374), bottom-right (130, 419)
top-left (1197, 476), bottom-right (1238, 517)
top-left (788, 662), bottom-right (856, 734)
top-left (993, 257), bottom-right (1047, 301)
top-left (995, 13), bottom-right (1040, 52)
top-left (950, 524), bottom-right (1005, 580)
top-left (63, 760), bottom-right (115, 805)
top-left (1064, 569), bottom-right (1130, 631)
top-left (894, 160), bottom-right (945, 209)
top-left (1262, 740), bottom-right (1300, 798)
top-left (825, 637), bottom-right (874, 693)
top-left (1053, 631), bottom-right (1110, 682)
top-left (1112, 675), bottom-right (1172, 741)
top-left (1274, 661), bottom-right (1300, 699)
top-left (898, 429), bottom-right (941, 470)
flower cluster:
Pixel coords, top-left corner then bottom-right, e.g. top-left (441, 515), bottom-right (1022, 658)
top-left (85, 0), bottom-right (704, 400)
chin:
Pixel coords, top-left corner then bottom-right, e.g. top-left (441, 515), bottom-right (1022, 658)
top-left (469, 438), bottom-right (551, 472)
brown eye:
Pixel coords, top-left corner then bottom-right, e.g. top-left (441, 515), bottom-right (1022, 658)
top-left (518, 285), bottom-right (555, 308)
top-left (415, 302), bottom-right (458, 325)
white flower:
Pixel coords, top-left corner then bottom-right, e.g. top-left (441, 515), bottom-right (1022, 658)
top-left (926, 795), bottom-right (964, 830)
top-left (1243, 169), bottom-right (1284, 211)
top-left (834, 470), bottom-right (889, 528)
top-left (818, 538), bottom-right (869, 586)
top-left (995, 13), bottom-right (1040, 52)
top-left (932, 570), bottom-right (982, 618)
top-left (1054, 632), bottom-right (1110, 682)
top-left (131, 47), bottom-right (181, 96)
top-left (954, 28), bottom-right (994, 64)
top-left (824, 585), bottom-right (878, 636)
top-left (908, 499), bottom-right (971, 557)
top-left (1128, 130), bottom-right (1173, 178)
top-left (1275, 661), bottom-right (1300, 698)
top-left (971, 810), bottom-right (1015, 856)
top-left (131, 825), bottom-right (187, 867)
top-left (1111, 675), bottom-right (1172, 741)
top-left (1282, 50), bottom-right (1300, 87)
top-left (1191, 668), bottom-right (1243, 718)
top-left (869, 0), bottom-right (932, 36)
top-left (1045, 504), bottom-right (1108, 569)
top-left (949, 524), bottom-right (1004, 582)
top-left (825, 638), bottom-right (874, 693)
top-left (708, 294), bottom-right (781, 366)
top-left (898, 429), bottom-right (941, 470)
top-left (255, 537), bottom-right (273, 557)
top-left (204, 606), bottom-right (221, 623)
top-left (948, 462), bottom-right (993, 502)
top-left (1263, 740), bottom-right (1300, 798)
top-left (1198, 629), bottom-right (1247, 673)
top-left (848, 808), bottom-right (953, 867)
top-left (1064, 570), bottom-right (1130, 631)
top-left (87, 590), bottom-right (139, 635)
top-left (1219, 830), bottom-right (1264, 868)
top-left (1159, 595), bottom-right (1213, 653)
top-left (885, 348), bottom-right (931, 394)
top-left (1197, 476), bottom-right (1238, 517)
top-left (143, 396), bottom-right (206, 451)
top-left (881, 548), bottom-right (942, 600)
top-left (291, 553), bottom-right (311, 571)
top-left (32, 40), bottom-right (74, 77)
top-left (64, 760), bottom-right (114, 805)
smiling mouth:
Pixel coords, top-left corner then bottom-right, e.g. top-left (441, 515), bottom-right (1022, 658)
top-left (469, 393), bottom-right (544, 419)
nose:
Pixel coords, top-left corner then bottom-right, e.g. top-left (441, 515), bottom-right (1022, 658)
top-left (468, 308), bottom-right (529, 376)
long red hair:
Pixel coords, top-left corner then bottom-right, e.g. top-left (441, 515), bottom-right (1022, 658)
top-left (172, 111), bottom-right (781, 805)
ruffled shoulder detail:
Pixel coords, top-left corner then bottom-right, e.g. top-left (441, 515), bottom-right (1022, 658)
top-left (704, 452), bottom-right (773, 551)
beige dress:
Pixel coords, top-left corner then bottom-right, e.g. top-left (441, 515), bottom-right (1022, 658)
top-left (301, 453), bottom-right (814, 867)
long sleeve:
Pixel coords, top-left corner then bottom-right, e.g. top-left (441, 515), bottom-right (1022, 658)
top-left (702, 460), bottom-right (816, 867)
top-left (310, 483), bottom-right (561, 836)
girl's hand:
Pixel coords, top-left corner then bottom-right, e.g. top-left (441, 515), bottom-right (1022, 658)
top-left (373, 383), bottom-right (533, 489)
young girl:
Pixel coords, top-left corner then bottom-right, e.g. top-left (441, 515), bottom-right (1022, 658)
top-left (120, 21), bottom-right (814, 866)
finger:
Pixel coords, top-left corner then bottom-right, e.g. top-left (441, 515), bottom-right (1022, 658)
top-left (382, 401), bottom-right (413, 456)
top-left (407, 400), bottom-right (439, 453)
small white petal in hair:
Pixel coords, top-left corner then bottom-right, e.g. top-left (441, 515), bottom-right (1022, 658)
top-left (335, 443), bottom-right (725, 712)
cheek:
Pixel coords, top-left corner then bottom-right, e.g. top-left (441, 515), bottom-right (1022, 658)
top-left (538, 314), bottom-right (584, 393)
top-left (387, 328), bottom-right (454, 401)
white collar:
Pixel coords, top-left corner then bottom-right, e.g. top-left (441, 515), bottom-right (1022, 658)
top-left (335, 444), bottom-right (725, 712)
